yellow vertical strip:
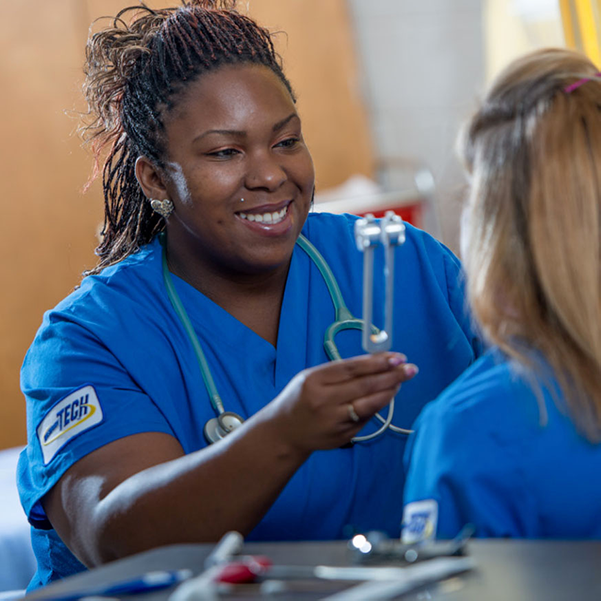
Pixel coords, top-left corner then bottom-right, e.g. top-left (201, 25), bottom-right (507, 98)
top-left (574, 0), bottom-right (601, 65)
top-left (559, 0), bottom-right (577, 48)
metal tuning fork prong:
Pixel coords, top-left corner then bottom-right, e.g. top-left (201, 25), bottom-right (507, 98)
top-left (354, 211), bottom-right (406, 353)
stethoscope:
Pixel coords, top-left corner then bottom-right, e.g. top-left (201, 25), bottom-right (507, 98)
top-left (160, 216), bottom-right (411, 446)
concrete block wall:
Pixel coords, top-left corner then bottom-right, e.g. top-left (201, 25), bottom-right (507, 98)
top-left (347, 0), bottom-right (485, 252)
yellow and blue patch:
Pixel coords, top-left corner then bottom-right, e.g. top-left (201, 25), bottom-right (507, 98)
top-left (401, 499), bottom-right (438, 543)
top-left (37, 385), bottom-right (103, 465)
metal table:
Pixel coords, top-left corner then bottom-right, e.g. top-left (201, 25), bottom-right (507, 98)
top-left (26, 539), bottom-right (601, 600)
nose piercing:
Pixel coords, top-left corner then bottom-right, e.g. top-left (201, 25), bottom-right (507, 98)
top-left (240, 198), bottom-right (245, 202)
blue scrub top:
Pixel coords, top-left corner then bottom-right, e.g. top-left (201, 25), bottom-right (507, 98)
top-left (402, 348), bottom-right (601, 541)
top-left (18, 213), bottom-right (480, 588)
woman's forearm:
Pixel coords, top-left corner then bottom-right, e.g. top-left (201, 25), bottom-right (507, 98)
top-left (67, 412), bottom-right (310, 566)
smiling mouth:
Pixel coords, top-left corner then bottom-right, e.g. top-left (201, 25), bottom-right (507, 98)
top-left (238, 204), bottom-right (289, 225)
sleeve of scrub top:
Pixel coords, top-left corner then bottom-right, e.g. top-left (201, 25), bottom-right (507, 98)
top-left (18, 312), bottom-right (176, 530)
top-left (402, 394), bottom-right (537, 540)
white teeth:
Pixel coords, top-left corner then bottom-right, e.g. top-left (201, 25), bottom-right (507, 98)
top-left (239, 206), bottom-right (288, 225)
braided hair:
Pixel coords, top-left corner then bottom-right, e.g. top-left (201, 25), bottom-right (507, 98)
top-left (82, 0), bottom-right (293, 275)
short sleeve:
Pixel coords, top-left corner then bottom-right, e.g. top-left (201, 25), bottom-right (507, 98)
top-left (402, 389), bottom-right (537, 540)
top-left (18, 311), bottom-right (175, 529)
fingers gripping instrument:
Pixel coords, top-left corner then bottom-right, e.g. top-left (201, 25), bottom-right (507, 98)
top-left (353, 212), bottom-right (412, 440)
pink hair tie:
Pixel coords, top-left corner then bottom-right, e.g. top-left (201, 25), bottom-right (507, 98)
top-left (564, 72), bottom-right (601, 93)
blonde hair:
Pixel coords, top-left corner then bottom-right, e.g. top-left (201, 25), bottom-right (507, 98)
top-left (460, 48), bottom-right (601, 441)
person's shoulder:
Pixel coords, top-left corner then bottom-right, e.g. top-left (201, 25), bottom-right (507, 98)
top-left (417, 349), bottom-right (537, 436)
top-left (305, 211), bottom-right (456, 263)
top-left (303, 212), bottom-right (356, 244)
top-left (57, 240), bottom-right (159, 311)
top-left (23, 239), bottom-right (164, 386)
top-left (38, 239), bottom-right (162, 337)
top-left (303, 212), bottom-right (466, 307)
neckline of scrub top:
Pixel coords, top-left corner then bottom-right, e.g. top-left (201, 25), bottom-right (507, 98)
top-left (166, 243), bottom-right (312, 391)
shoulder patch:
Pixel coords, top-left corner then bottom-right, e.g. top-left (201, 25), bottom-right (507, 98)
top-left (401, 499), bottom-right (438, 543)
top-left (37, 385), bottom-right (103, 465)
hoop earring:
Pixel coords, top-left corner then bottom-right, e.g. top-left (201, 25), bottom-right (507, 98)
top-left (150, 198), bottom-right (174, 219)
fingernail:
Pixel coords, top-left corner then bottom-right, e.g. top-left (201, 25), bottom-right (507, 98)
top-left (388, 354), bottom-right (407, 367)
top-left (403, 364), bottom-right (419, 377)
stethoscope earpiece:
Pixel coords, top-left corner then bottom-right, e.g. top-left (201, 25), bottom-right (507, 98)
top-left (203, 411), bottom-right (245, 445)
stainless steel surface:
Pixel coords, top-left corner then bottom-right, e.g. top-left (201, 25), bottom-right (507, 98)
top-left (26, 540), bottom-right (601, 600)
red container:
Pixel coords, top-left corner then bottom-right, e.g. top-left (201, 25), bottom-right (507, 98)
top-left (356, 202), bottom-right (422, 228)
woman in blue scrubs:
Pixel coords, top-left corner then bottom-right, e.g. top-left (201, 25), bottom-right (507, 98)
top-left (18, 1), bottom-right (479, 588)
top-left (403, 48), bottom-right (601, 542)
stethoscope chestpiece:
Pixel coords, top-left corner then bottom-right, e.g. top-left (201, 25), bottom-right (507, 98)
top-left (204, 411), bottom-right (245, 445)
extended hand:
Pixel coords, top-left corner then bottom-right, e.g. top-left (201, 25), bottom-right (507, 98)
top-left (265, 352), bottom-right (418, 453)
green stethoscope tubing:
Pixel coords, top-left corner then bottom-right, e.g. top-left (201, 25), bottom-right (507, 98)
top-left (160, 232), bottom-right (410, 438)
top-left (294, 234), bottom-right (379, 362)
top-left (161, 232), bottom-right (377, 415)
top-left (160, 236), bottom-right (225, 415)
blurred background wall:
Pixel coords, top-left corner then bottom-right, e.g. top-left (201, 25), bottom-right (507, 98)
top-left (347, 0), bottom-right (484, 246)
top-left (0, 0), bottom-right (576, 450)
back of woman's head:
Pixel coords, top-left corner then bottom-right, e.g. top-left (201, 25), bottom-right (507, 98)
top-left (82, 0), bottom-right (292, 272)
top-left (460, 48), bottom-right (601, 439)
